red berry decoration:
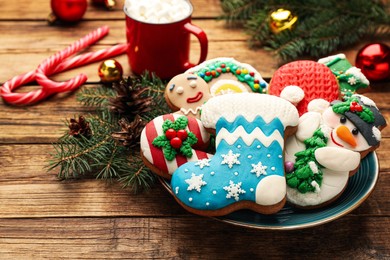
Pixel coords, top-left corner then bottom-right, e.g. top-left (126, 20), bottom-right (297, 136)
top-left (50, 0), bottom-right (87, 23)
top-left (165, 128), bottom-right (177, 140)
top-left (170, 137), bottom-right (183, 149)
top-left (177, 129), bottom-right (188, 140)
top-left (355, 43), bottom-right (390, 81)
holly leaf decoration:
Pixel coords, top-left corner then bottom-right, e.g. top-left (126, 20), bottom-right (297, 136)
top-left (152, 116), bottom-right (198, 161)
top-left (162, 119), bottom-right (174, 132)
top-left (163, 146), bottom-right (176, 161)
top-left (152, 135), bottom-right (169, 148)
top-left (172, 116), bottom-right (188, 131)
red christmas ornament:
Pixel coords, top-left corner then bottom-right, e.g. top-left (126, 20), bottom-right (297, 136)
top-left (355, 43), bottom-right (390, 81)
top-left (50, 0), bottom-right (88, 23)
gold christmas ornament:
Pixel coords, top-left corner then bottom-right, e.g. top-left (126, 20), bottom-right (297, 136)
top-left (269, 8), bottom-right (298, 34)
top-left (98, 59), bottom-right (123, 83)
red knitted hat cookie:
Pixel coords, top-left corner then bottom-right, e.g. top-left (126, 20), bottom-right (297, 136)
top-left (269, 60), bottom-right (340, 116)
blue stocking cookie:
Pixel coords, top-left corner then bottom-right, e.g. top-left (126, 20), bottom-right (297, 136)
top-left (171, 93), bottom-right (299, 216)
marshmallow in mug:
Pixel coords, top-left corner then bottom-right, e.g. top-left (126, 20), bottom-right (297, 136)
top-left (124, 0), bottom-right (191, 24)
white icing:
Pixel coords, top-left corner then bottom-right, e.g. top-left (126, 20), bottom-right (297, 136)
top-left (296, 112), bottom-right (322, 141)
top-left (216, 126), bottom-right (284, 148)
top-left (308, 161), bottom-right (319, 174)
top-left (250, 162), bottom-right (268, 177)
top-left (279, 85), bottom-right (305, 105)
top-left (180, 106), bottom-right (202, 116)
top-left (317, 53), bottom-right (346, 64)
top-left (307, 99), bottom-right (330, 114)
top-left (372, 126), bottom-right (382, 142)
top-left (220, 150), bottom-right (240, 168)
top-left (348, 77), bottom-right (357, 85)
top-left (175, 186), bottom-right (179, 194)
top-left (346, 67), bottom-right (370, 85)
top-left (185, 173), bottom-right (207, 192)
top-left (201, 93), bottom-right (299, 129)
top-left (314, 147), bottom-right (361, 171)
top-left (354, 94), bottom-right (378, 109)
top-left (223, 181), bottom-right (246, 201)
top-left (311, 181), bottom-right (321, 193)
top-left (195, 159), bottom-right (210, 169)
top-left (255, 175), bottom-right (286, 206)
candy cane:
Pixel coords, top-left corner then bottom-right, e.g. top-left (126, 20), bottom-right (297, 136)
top-left (1, 32), bottom-right (128, 105)
top-left (35, 26), bottom-right (110, 92)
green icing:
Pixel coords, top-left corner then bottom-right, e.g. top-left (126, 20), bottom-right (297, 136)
top-left (286, 129), bottom-right (327, 193)
top-left (323, 56), bottom-right (369, 96)
top-left (152, 116), bottom-right (198, 161)
top-left (332, 96), bottom-right (375, 123)
top-left (194, 60), bottom-right (267, 93)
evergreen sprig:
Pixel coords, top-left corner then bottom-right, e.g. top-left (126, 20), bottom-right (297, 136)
top-left (221, 0), bottom-right (390, 62)
top-left (48, 73), bottom-right (169, 193)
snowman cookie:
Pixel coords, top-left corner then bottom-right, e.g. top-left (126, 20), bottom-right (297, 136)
top-left (268, 60), bottom-right (341, 116)
top-left (170, 93), bottom-right (299, 216)
top-left (186, 57), bottom-right (268, 96)
top-left (140, 74), bottom-right (213, 179)
top-left (284, 94), bottom-right (386, 208)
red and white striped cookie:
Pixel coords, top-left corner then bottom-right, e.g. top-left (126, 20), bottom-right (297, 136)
top-left (140, 113), bottom-right (212, 179)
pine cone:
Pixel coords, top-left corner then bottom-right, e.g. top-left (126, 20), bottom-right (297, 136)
top-left (112, 115), bottom-right (146, 147)
top-left (68, 116), bottom-right (92, 138)
top-left (109, 77), bottom-right (154, 118)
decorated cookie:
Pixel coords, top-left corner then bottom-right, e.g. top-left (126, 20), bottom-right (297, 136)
top-left (318, 54), bottom-right (370, 97)
top-left (186, 57), bottom-right (268, 96)
top-left (164, 73), bottom-right (212, 118)
top-left (268, 60), bottom-right (340, 116)
top-left (170, 93), bottom-right (299, 216)
top-left (285, 94), bottom-right (386, 208)
top-left (140, 114), bottom-right (212, 179)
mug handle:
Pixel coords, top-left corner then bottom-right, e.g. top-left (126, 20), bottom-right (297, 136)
top-left (183, 22), bottom-right (208, 69)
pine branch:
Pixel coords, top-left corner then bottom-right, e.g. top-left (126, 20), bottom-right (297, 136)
top-left (77, 85), bottom-right (116, 107)
top-left (222, 0), bottom-right (390, 62)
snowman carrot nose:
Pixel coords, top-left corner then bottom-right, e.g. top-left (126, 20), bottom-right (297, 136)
top-left (336, 125), bottom-right (357, 147)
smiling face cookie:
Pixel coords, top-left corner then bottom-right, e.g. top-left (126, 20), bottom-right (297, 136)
top-left (165, 73), bottom-right (211, 117)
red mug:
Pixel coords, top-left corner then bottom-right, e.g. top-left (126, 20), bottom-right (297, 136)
top-left (124, 1), bottom-right (208, 79)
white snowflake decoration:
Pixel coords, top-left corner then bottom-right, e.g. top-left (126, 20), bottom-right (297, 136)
top-left (185, 173), bottom-right (207, 192)
top-left (223, 180), bottom-right (246, 201)
top-left (221, 150), bottom-right (240, 168)
top-left (195, 158), bottom-right (211, 169)
top-left (347, 76), bottom-right (357, 85)
top-left (250, 162), bottom-right (267, 177)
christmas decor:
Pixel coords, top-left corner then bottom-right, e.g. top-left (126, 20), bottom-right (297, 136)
top-left (221, 0), bottom-right (390, 62)
top-left (98, 59), bottom-right (123, 83)
top-left (1, 27), bottom-right (127, 105)
top-left (269, 8), bottom-right (298, 34)
top-left (355, 43), bottom-right (390, 81)
top-left (49, 0), bottom-right (87, 24)
top-left (68, 115), bottom-right (92, 138)
top-left (48, 74), bottom-right (170, 192)
top-left (152, 116), bottom-right (198, 161)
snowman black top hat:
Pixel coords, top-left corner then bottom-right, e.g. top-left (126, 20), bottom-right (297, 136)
top-left (331, 95), bottom-right (387, 147)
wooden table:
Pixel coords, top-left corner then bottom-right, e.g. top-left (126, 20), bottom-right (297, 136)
top-left (1, 0), bottom-right (389, 258)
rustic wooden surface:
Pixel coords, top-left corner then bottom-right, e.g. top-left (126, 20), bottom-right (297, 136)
top-left (0, 0), bottom-right (389, 259)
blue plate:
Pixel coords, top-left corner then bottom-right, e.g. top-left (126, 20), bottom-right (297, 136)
top-left (160, 152), bottom-right (379, 230)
